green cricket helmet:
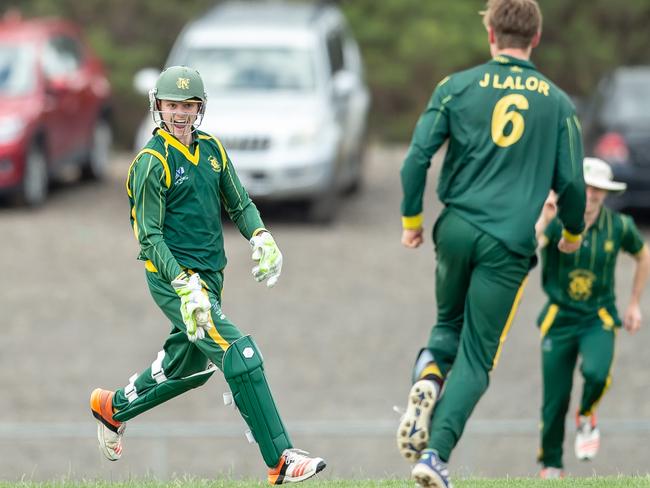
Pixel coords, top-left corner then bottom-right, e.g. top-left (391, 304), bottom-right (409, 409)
top-left (149, 65), bottom-right (207, 131)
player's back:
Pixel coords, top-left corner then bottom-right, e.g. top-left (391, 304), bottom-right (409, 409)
top-left (438, 55), bottom-right (580, 257)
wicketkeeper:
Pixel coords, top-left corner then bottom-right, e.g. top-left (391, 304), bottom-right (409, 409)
top-left (89, 66), bottom-right (325, 485)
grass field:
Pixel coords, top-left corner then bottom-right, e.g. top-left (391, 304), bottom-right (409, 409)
top-left (3, 478), bottom-right (650, 488)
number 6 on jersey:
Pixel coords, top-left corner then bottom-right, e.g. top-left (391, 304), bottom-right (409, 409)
top-left (491, 94), bottom-right (529, 147)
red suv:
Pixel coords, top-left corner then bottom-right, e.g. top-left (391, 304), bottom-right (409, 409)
top-left (0, 14), bottom-right (112, 206)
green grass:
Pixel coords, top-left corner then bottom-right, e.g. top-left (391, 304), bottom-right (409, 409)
top-left (2, 479), bottom-right (650, 488)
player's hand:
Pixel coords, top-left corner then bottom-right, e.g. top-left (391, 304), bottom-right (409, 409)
top-left (172, 273), bottom-right (213, 342)
top-left (541, 191), bottom-right (558, 222)
top-left (250, 231), bottom-right (282, 287)
top-left (623, 302), bottom-right (642, 334)
top-left (402, 228), bottom-right (424, 248)
top-left (558, 236), bottom-right (581, 253)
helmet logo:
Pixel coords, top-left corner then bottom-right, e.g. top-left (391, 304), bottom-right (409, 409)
top-left (176, 77), bottom-right (190, 90)
top-left (208, 155), bottom-right (221, 172)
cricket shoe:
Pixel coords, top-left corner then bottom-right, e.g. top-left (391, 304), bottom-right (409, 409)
top-left (411, 449), bottom-right (453, 488)
top-left (575, 411), bottom-right (600, 461)
top-left (268, 448), bottom-right (326, 485)
top-left (90, 388), bottom-right (126, 461)
top-left (539, 467), bottom-right (565, 479)
top-left (396, 379), bottom-right (437, 462)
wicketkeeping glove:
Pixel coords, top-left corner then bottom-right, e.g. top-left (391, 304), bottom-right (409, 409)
top-left (250, 231), bottom-right (283, 287)
top-left (171, 273), bottom-right (213, 342)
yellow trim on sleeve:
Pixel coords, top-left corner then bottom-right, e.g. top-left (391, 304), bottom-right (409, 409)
top-left (252, 228), bottom-right (268, 237)
top-left (493, 276), bottom-right (528, 368)
top-left (539, 304), bottom-right (559, 338)
top-left (562, 228), bottom-right (582, 243)
top-left (127, 149), bottom-right (172, 195)
top-left (144, 260), bottom-right (158, 273)
top-left (402, 214), bottom-right (424, 230)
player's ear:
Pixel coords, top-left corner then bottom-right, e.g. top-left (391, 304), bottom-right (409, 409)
top-left (487, 26), bottom-right (496, 44)
top-left (531, 30), bottom-right (541, 49)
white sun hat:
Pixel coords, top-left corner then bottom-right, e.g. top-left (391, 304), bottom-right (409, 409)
top-left (583, 157), bottom-right (627, 192)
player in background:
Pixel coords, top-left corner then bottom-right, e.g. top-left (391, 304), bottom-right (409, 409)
top-left (535, 158), bottom-right (650, 479)
top-left (89, 66), bottom-right (325, 485)
top-left (397, 1), bottom-right (586, 486)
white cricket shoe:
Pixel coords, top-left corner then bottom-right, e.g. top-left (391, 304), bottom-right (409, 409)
top-left (412, 449), bottom-right (453, 488)
top-left (268, 448), bottom-right (326, 485)
top-left (575, 411), bottom-right (600, 461)
top-left (540, 467), bottom-right (565, 479)
top-left (90, 388), bottom-right (126, 461)
top-left (397, 380), bottom-right (438, 462)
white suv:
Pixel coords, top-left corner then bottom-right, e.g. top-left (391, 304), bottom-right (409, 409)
top-left (134, 1), bottom-right (370, 222)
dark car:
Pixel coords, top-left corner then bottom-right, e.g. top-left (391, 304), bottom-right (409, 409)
top-left (0, 13), bottom-right (112, 206)
top-left (581, 66), bottom-right (650, 211)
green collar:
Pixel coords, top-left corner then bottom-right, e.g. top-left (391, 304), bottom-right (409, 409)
top-left (489, 54), bottom-right (536, 70)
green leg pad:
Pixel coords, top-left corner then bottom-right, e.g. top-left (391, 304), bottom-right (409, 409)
top-left (223, 335), bottom-right (292, 467)
top-left (113, 367), bottom-right (215, 422)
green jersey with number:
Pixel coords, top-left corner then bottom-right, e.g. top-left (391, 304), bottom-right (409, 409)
top-left (401, 55), bottom-right (585, 257)
top-left (539, 208), bottom-right (645, 325)
top-left (127, 128), bottom-right (265, 283)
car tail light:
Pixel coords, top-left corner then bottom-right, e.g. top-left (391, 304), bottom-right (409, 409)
top-left (594, 132), bottom-right (629, 164)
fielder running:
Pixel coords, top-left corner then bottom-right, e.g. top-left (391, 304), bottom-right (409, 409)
top-left (535, 158), bottom-right (650, 479)
top-left (397, 1), bottom-right (586, 486)
top-left (89, 66), bottom-right (326, 485)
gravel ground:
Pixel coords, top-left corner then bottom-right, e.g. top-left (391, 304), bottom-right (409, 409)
top-left (0, 145), bottom-right (649, 481)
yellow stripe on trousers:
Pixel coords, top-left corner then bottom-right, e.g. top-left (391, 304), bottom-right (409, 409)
top-left (539, 304), bottom-right (559, 338)
top-left (493, 275), bottom-right (529, 368)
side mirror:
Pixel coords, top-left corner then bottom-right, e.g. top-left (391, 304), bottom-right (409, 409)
top-left (333, 70), bottom-right (356, 98)
top-left (133, 67), bottom-right (161, 95)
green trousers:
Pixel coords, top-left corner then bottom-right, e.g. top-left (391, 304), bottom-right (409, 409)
top-left (426, 209), bottom-right (530, 461)
top-left (538, 308), bottom-right (615, 468)
top-left (110, 268), bottom-right (292, 465)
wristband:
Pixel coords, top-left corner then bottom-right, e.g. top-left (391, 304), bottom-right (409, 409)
top-left (562, 229), bottom-right (582, 243)
top-left (402, 214), bottom-right (423, 230)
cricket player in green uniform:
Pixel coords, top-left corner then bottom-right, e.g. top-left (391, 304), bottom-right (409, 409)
top-left (89, 66), bottom-right (325, 485)
top-left (535, 157), bottom-right (650, 479)
top-left (396, 1), bottom-right (586, 486)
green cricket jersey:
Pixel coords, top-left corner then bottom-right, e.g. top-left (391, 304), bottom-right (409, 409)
top-left (539, 207), bottom-right (645, 326)
top-left (127, 128), bottom-right (265, 283)
top-left (401, 55), bottom-right (586, 257)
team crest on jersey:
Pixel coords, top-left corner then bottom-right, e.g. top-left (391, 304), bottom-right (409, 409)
top-left (208, 155), bottom-right (221, 172)
top-left (604, 240), bottom-right (614, 252)
top-left (567, 269), bottom-right (596, 301)
top-left (177, 77), bottom-right (190, 90)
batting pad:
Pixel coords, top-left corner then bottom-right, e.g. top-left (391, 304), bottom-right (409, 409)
top-left (223, 335), bottom-right (291, 467)
top-left (113, 365), bottom-right (215, 422)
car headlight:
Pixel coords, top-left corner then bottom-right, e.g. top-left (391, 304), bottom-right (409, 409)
top-left (288, 121), bottom-right (322, 147)
top-left (0, 116), bottom-right (27, 144)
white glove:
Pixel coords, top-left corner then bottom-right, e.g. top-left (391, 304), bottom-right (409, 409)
top-left (250, 231), bottom-right (283, 287)
top-left (171, 273), bottom-right (213, 342)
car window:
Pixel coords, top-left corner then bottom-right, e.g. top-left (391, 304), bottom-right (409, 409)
top-left (601, 73), bottom-right (650, 125)
top-left (182, 46), bottom-right (316, 92)
top-left (42, 35), bottom-right (83, 79)
top-left (326, 31), bottom-right (345, 75)
top-left (0, 43), bottom-right (36, 95)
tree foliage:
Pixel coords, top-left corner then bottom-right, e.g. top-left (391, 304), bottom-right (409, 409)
top-left (4, 0), bottom-right (650, 146)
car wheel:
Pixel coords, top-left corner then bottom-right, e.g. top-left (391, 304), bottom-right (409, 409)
top-left (81, 118), bottom-right (112, 180)
top-left (15, 144), bottom-right (48, 207)
top-left (308, 188), bottom-right (338, 224)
